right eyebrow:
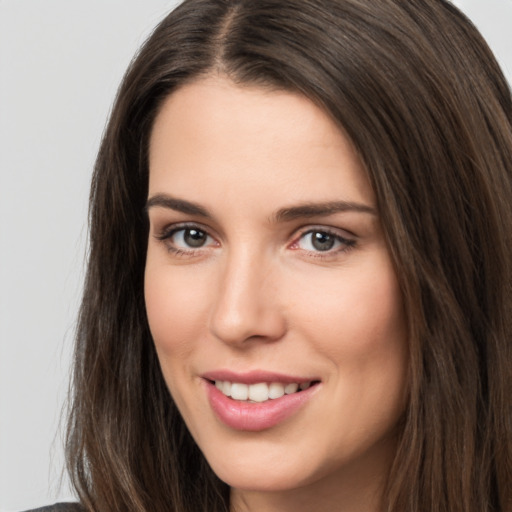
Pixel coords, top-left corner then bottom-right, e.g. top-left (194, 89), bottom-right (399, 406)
top-left (145, 194), bottom-right (212, 218)
top-left (272, 200), bottom-right (377, 223)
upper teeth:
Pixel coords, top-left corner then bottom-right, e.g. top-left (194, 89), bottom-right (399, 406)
top-left (214, 380), bottom-right (312, 402)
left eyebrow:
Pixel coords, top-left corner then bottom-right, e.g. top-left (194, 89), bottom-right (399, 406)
top-left (145, 194), bottom-right (212, 218)
top-left (272, 201), bottom-right (377, 223)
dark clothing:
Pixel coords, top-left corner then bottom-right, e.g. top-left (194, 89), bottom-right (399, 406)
top-left (23, 504), bottom-right (83, 512)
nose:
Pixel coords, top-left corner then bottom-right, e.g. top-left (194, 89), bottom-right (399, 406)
top-left (208, 248), bottom-right (287, 346)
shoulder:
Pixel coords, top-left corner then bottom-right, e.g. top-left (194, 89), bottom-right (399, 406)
top-left (22, 504), bottom-right (84, 512)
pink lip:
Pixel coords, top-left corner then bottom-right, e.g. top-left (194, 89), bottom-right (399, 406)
top-left (201, 371), bottom-right (320, 431)
top-left (201, 369), bottom-right (317, 385)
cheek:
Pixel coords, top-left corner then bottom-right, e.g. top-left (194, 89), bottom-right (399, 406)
top-left (291, 257), bottom-right (408, 397)
top-left (307, 254), bottom-right (403, 342)
top-left (144, 259), bottom-right (209, 364)
top-left (144, 257), bottom-right (219, 438)
top-left (304, 267), bottom-right (408, 453)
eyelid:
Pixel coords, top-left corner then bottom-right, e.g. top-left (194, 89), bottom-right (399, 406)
top-left (290, 224), bottom-right (356, 242)
top-left (154, 222), bottom-right (219, 254)
top-left (153, 221), bottom-right (356, 258)
top-left (155, 221), bottom-right (216, 240)
top-left (288, 225), bottom-right (357, 255)
top-left (296, 222), bottom-right (356, 237)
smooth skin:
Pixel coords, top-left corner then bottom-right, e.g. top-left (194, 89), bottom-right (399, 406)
top-left (145, 77), bottom-right (409, 512)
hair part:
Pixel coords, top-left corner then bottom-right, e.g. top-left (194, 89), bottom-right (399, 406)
top-left (67, 1), bottom-right (512, 511)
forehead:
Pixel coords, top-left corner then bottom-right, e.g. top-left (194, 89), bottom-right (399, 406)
top-left (148, 77), bottom-right (374, 210)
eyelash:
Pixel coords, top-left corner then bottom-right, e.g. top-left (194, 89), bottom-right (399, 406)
top-left (155, 223), bottom-right (217, 257)
top-left (290, 227), bottom-right (356, 258)
top-left (155, 223), bottom-right (356, 259)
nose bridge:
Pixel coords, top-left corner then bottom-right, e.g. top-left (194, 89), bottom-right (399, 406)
top-left (209, 243), bottom-right (285, 345)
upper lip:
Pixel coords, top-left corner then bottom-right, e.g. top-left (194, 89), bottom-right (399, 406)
top-left (201, 369), bottom-right (320, 385)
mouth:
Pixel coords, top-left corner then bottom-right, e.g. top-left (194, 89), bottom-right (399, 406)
top-left (201, 372), bottom-right (321, 431)
top-left (209, 379), bottom-right (320, 403)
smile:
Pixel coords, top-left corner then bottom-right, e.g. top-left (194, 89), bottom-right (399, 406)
top-left (214, 380), bottom-right (314, 402)
top-left (202, 374), bottom-right (321, 431)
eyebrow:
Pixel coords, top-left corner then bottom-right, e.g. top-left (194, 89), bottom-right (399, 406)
top-left (145, 194), bottom-right (377, 222)
top-left (145, 194), bottom-right (212, 218)
top-left (272, 201), bottom-right (377, 222)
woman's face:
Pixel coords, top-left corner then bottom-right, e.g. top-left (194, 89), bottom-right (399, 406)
top-left (145, 77), bottom-right (408, 506)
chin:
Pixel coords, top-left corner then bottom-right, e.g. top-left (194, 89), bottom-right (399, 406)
top-left (211, 459), bottom-right (316, 492)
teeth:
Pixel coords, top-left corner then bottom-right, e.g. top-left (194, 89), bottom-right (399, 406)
top-left (248, 382), bottom-right (269, 402)
top-left (222, 381), bottom-right (232, 397)
top-left (268, 382), bottom-right (285, 399)
top-left (214, 380), bottom-right (313, 402)
top-left (284, 383), bottom-right (299, 394)
top-left (231, 383), bottom-right (248, 400)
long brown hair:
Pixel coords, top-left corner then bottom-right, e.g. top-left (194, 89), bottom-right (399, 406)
top-left (67, 1), bottom-right (512, 510)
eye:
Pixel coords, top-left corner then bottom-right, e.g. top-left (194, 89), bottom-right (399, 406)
top-left (156, 224), bottom-right (217, 253)
top-left (293, 229), bottom-right (355, 254)
top-left (173, 227), bottom-right (211, 248)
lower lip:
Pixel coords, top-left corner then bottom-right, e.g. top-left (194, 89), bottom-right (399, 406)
top-left (204, 380), bottom-right (319, 431)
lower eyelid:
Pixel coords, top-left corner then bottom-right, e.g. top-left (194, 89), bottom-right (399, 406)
top-left (153, 224), bottom-right (355, 256)
top-left (154, 224), bottom-right (220, 255)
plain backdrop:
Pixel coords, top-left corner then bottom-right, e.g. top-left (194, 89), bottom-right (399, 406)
top-left (0, 1), bottom-right (510, 510)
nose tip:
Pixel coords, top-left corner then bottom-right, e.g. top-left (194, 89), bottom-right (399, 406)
top-left (208, 257), bottom-right (286, 346)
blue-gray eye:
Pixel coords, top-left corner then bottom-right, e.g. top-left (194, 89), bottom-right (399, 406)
top-left (173, 228), bottom-right (210, 248)
top-left (298, 230), bottom-right (347, 252)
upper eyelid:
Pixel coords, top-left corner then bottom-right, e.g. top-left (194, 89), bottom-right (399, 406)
top-left (153, 221), bottom-right (356, 245)
top-left (291, 224), bottom-right (357, 240)
top-left (155, 221), bottom-right (217, 239)
top-left (155, 224), bottom-right (218, 253)
top-left (289, 229), bottom-right (357, 260)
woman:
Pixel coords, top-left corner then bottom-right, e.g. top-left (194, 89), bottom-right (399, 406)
top-left (31, 0), bottom-right (512, 511)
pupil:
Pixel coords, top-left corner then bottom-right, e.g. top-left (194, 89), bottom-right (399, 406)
top-left (184, 229), bottom-right (206, 247)
top-left (312, 232), bottom-right (335, 251)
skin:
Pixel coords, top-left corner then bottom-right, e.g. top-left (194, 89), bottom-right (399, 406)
top-left (145, 77), bottom-right (409, 512)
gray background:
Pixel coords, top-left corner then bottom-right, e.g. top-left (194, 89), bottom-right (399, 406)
top-left (0, 1), bottom-right (511, 510)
